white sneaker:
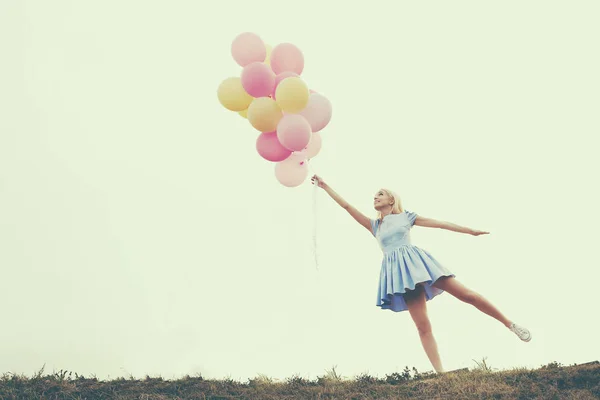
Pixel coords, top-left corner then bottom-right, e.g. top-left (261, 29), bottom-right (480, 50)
top-left (509, 323), bottom-right (531, 342)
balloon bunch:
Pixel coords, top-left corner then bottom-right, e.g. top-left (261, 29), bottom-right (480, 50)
top-left (217, 32), bottom-right (332, 187)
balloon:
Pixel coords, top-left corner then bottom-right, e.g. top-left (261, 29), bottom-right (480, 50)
top-left (272, 71), bottom-right (299, 100)
top-left (241, 62), bottom-right (275, 98)
top-left (231, 32), bottom-right (266, 67)
top-left (303, 131), bottom-right (322, 159)
top-left (275, 152), bottom-right (308, 187)
top-left (256, 131), bottom-right (292, 162)
top-left (298, 93), bottom-right (332, 132)
top-left (270, 43), bottom-right (304, 75)
top-left (277, 114), bottom-right (312, 151)
top-left (217, 77), bottom-right (253, 112)
top-left (264, 44), bottom-right (272, 66)
top-left (275, 77), bottom-right (309, 113)
top-left (219, 32), bottom-right (332, 184)
top-left (247, 97), bottom-right (283, 132)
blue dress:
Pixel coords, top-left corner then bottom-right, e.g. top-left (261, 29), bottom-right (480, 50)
top-left (370, 211), bottom-right (455, 312)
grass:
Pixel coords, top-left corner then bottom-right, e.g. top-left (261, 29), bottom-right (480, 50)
top-left (0, 360), bottom-right (598, 399)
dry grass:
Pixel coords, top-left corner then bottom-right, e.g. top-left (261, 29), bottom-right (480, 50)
top-left (1, 360), bottom-right (598, 399)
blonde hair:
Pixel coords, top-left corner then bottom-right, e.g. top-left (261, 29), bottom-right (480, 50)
top-left (376, 188), bottom-right (404, 221)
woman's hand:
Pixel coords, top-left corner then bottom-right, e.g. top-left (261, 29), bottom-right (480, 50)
top-left (470, 229), bottom-right (490, 236)
top-left (311, 174), bottom-right (327, 189)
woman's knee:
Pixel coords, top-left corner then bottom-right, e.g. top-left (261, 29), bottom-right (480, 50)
top-left (462, 290), bottom-right (482, 305)
top-left (415, 319), bottom-right (432, 336)
top-left (404, 286), bottom-right (432, 335)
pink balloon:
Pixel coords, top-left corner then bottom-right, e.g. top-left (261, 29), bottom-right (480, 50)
top-left (277, 114), bottom-right (312, 151)
top-left (241, 62), bottom-right (275, 98)
top-left (256, 131), bottom-right (292, 162)
top-left (231, 32), bottom-right (266, 67)
top-left (303, 132), bottom-right (322, 159)
top-left (298, 93), bottom-right (332, 132)
top-left (272, 71), bottom-right (299, 100)
top-left (274, 152), bottom-right (308, 187)
top-left (270, 43), bottom-right (304, 75)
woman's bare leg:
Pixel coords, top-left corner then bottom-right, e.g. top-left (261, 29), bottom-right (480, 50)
top-left (404, 286), bottom-right (445, 373)
top-left (433, 276), bottom-right (512, 327)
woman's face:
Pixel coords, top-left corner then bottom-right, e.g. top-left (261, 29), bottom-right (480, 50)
top-left (373, 189), bottom-right (393, 210)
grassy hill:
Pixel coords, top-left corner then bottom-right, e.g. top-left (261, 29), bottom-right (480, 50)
top-left (1, 360), bottom-right (598, 399)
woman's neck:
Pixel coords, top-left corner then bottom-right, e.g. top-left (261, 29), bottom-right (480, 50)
top-left (380, 209), bottom-right (393, 219)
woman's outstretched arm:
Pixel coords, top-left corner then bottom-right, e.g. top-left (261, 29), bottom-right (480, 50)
top-left (312, 175), bottom-right (372, 232)
top-left (415, 216), bottom-right (489, 236)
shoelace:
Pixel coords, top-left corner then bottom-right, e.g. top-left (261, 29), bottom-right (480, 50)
top-left (512, 324), bottom-right (527, 335)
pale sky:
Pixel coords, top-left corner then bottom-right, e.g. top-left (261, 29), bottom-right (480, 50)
top-left (1, 0), bottom-right (599, 382)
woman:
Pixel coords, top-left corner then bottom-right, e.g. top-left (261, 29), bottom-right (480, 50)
top-left (311, 175), bottom-right (531, 373)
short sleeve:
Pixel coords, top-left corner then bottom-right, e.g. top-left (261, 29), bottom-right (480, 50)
top-left (405, 210), bottom-right (418, 226)
top-left (370, 218), bottom-right (380, 236)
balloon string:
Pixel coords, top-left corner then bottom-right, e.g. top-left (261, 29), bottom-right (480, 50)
top-left (308, 161), bottom-right (319, 270)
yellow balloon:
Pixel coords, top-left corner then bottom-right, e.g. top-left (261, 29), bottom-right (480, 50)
top-left (247, 97), bottom-right (283, 132)
top-left (264, 44), bottom-right (272, 66)
top-left (238, 108), bottom-right (248, 118)
top-left (275, 77), bottom-right (309, 113)
top-left (217, 77), bottom-right (253, 112)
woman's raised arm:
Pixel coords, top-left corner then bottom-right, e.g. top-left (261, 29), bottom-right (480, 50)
top-left (312, 175), bottom-right (372, 233)
top-left (415, 215), bottom-right (489, 236)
